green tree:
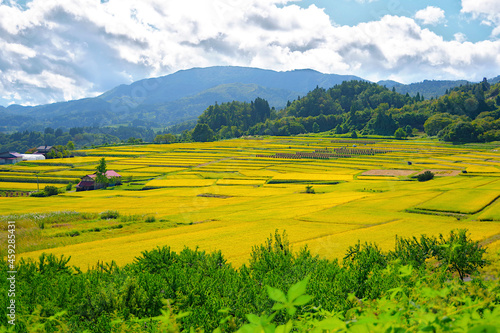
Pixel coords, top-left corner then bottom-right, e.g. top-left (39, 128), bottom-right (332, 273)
top-left (394, 128), bottom-right (407, 139)
top-left (95, 157), bottom-right (108, 186)
top-left (437, 229), bottom-right (487, 281)
top-left (312, 122), bottom-right (320, 133)
top-left (66, 141), bottom-right (75, 151)
top-left (44, 186), bottom-right (59, 197)
top-left (404, 125), bottom-right (413, 137)
top-left (424, 113), bottom-right (454, 136)
top-left (191, 124), bottom-right (215, 142)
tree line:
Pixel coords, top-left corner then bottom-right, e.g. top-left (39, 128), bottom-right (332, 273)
top-left (0, 126), bottom-right (156, 153)
top-left (189, 79), bottom-right (500, 143)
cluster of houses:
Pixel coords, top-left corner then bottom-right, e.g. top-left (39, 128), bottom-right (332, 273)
top-left (0, 146), bottom-right (58, 165)
top-left (1, 145), bottom-right (123, 192)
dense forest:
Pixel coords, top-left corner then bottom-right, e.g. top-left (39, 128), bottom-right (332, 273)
top-left (193, 79), bottom-right (500, 143)
top-left (0, 126), bottom-right (156, 153)
top-left (1, 228), bottom-right (498, 332)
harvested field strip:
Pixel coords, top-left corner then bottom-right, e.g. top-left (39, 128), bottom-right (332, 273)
top-left (362, 170), bottom-right (416, 177)
top-left (414, 169), bottom-right (462, 177)
top-left (357, 176), bottom-right (400, 181)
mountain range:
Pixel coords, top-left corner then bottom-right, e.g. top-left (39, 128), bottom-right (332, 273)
top-left (0, 66), bottom-right (496, 132)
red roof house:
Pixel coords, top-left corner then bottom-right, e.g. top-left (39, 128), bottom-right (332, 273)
top-left (76, 170), bottom-right (122, 191)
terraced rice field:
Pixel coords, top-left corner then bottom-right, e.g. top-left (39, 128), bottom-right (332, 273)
top-left (1, 136), bottom-right (499, 269)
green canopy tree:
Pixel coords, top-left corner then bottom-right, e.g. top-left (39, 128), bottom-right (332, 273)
top-left (95, 157), bottom-right (108, 186)
top-left (191, 124), bottom-right (215, 142)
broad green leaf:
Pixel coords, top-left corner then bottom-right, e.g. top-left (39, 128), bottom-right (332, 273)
top-left (286, 306), bottom-right (297, 316)
top-left (177, 311), bottom-right (191, 319)
top-left (292, 294), bottom-right (312, 306)
top-left (272, 303), bottom-right (285, 311)
top-left (275, 320), bottom-right (293, 333)
top-left (389, 287), bottom-right (403, 300)
top-left (398, 265), bottom-right (413, 277)
top-left (267, 285), bottom-right (287, 303)
top-left (246, 314), bottom-right (262, 325)
top-left (468, 325), bottom-right (498, 333)
top-left (287, 275), bottom-right (310, 302)
top-left (315, 317), bottom-right (346, 330)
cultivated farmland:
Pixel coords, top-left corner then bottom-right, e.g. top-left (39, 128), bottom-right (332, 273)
top-left (1, 136), bottom-right (499, 269)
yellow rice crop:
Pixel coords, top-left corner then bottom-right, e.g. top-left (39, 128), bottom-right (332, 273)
top-left (144, 179), bottom-right (216, 188)
top-left (416, 189), bottom-right (499, 214)
top-left (216, 179), bottom-right (266, 186)
top-left (271, 172), bottom-right (354, 181)
top-left (2, 137), bottom-right (500, 270)
top-left (0, 182), bottom-right (65, 190)
top-left (466, 165), bottom-right (500, 173)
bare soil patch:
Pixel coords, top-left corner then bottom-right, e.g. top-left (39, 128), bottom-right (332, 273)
top-left (362, 170), bottom-right (415, 177)
top-left (197, 193), bottom-right (233, 199)
top-left (415, 169), bottom-right (461, 176)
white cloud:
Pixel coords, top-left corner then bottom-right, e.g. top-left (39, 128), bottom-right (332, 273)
top-left (0, 0), bottom-right (499, 106)
top-left (461, 0), bottom-right (500, 36)
top-left (454, 32), bottom-right (467, 43)
top-left (415, 6), bottom-right (446, 26)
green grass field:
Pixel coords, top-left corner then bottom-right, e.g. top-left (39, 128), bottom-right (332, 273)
top-left (1, 136), bottom-right (499, 269)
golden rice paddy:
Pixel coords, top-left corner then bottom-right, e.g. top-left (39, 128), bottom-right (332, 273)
top-left (1, 136), bottom-right (499, 269)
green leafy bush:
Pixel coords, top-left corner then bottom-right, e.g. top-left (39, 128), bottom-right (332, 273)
top-left (417, 170), bottom-right (434, 182)
top-left (0, 229), bottom-right (495, 332)
top-left (100, 210), bottom-right (120, 219)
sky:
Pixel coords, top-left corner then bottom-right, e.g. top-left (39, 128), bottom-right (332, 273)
top-left (1, 0), bottom-right (500, 107)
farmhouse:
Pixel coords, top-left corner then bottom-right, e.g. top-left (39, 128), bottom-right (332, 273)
top-left (0, 152), bottom-right (23, 165)
top-left (76, 170), bottom-right (122, 191)
top-left (35, 146), bottom-right (58, 157)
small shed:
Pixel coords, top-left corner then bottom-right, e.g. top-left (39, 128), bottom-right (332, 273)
top-left (0, 152), bottom-right (23, 165)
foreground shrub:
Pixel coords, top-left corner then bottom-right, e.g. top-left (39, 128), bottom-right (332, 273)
top-left (0, 229), bottom-right (494, 331)
top-left (30, 185), bottom-right (60, 197)
top-left (100, 210), bottom-right (120, 219)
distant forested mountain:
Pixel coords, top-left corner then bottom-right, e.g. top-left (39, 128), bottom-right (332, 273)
top-left (2, 66), bottom-right (493, 134)
top-left (0, 67), bottom-right (364, 132)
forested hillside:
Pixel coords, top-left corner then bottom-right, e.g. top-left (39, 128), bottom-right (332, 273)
top-left (194, 79), bottom-right (500, 143)
top-left (0, 126), bottom-right (155, 153)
